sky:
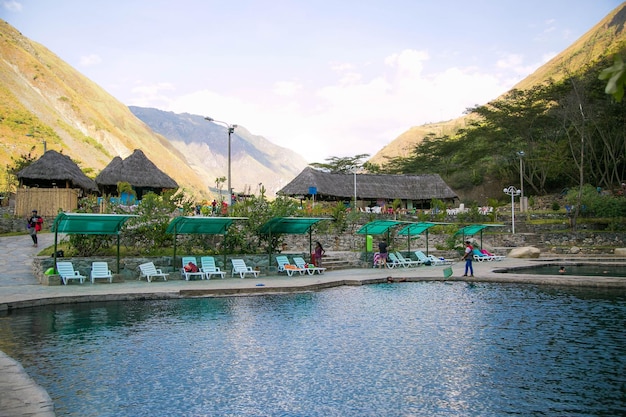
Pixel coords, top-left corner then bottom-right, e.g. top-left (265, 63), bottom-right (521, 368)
top-left (1, 1), bottom-right (623, 163)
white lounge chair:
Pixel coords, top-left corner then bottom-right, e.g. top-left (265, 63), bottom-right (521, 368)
top-left (138, 262), bottom-right (169, 282)
top-left (231, 259), bottom-right (260, 278)
top-left (181, 256), bottom-right (204, 280)
top-left (90, 261), bottom-right (113, 283)
top-left (386, 252), bottom-right (405, 268)
top-left (293, 257), bottom-right (325, 275)
top-left (56, 261), bottom-right (86, 285)
top-left (472, 249), bottom-right (498, 262)
top-left (413, 250), bottom-right (449, 266)
top-left (276, 255), bottom-right (305, 276)
top-left (394, 252), bottom-right (423, 267)
top-left (200, 256), bottom-right (225, 279)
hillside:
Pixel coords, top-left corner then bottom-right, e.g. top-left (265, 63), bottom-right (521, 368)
top-left (0, 20), bottom-right (306, 199)
top-left (370, 3), bottom-right (626, 167)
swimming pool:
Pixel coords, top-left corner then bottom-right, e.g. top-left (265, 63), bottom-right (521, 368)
top-left (495, 263), bottom-right (626, 277)
top-left (1, 282), bottom-right (625, 416)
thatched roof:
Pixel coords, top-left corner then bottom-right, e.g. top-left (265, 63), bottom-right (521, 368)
top-left (17, 150), bottom-right (98, 191)
top-left (279, 167), bottom-right (457, 201)
top-left (95, 149), bottom-right (178, 189)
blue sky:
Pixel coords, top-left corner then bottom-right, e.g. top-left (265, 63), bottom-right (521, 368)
top-left (1, 1), bottom-right (623, 162)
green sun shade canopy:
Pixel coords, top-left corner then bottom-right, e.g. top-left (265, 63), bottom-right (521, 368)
top-left (397, 222), bottom-right (439, 236)
top-left (454, 224), bottom-right (504, 236)
top-left (51, 213), bottom-right (137, 234)
top-left (259, 217), bottom-right (330, 235)
top-left (356, 220), bottom-right (404, 235)
top-left (166, 216), bottom-right (246, 235)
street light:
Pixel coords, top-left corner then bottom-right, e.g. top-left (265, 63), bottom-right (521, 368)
top-left (205, 117), bottom-right (238, 207)
top-left (517, 151), bottom-right (525, 211)
top-left (503, 185), bottom-right (521, 234)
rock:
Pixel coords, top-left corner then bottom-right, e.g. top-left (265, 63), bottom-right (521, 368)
top-left (569, 246), bottom-right (581, 254)
top-left (615, 248), bottom-right (626, 256)
top-left (508, 246), bottom-right (541, 258)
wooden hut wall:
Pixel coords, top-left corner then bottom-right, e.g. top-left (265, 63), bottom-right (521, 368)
top-left (15, 188), bottom-right (79, 217)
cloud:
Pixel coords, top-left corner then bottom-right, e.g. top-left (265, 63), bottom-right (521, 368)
top-left (2, 0), bottom-right (22, 12)
top-left (79, 54), bottom-right (102, 67)
top-left (152, 48), bottom-right (522, 162)
top-left (273, 81), bottom-right (302, 97)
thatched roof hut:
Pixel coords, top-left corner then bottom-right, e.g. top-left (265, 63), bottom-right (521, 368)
top-left (278, 167), bottom-right (457, 208)
top-left (17, 150), bottom-right (97, 193)
top-left (95, 149), bottom-right (178, 198)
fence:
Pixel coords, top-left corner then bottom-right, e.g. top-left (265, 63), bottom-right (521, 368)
top-left (15, 188), bottom-right (79, 217)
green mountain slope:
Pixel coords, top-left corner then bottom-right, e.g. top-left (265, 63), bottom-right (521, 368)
top-left (0, 20), bottom-right (307, 199)
top-left (370, 3), bottom-right (626, 167)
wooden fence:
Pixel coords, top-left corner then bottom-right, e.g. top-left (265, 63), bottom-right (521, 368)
top-left (15, 188), bottom-right (79, 217)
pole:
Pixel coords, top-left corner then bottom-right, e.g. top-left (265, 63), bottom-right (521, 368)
top-left (227, 127), bottom-right (232, 207)
top-left (511, 191), bottom-right (515, 234)
top-left (353, 171), bottom-right (357, 209)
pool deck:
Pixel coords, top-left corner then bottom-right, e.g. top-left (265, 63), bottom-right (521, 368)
top-left (1, 233), bottom-right (625, 417)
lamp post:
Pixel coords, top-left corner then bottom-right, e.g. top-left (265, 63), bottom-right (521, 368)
top-left (517, 151), bottom-right (525, 211)
top-left (353, 169), bottom-right (357, 209)
top-left (503, 185), bottom-right (521, 234)
top-left (205, 117), bottom-right (237, 207)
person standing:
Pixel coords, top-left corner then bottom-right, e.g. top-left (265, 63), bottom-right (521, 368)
top-left (462, 240), bottom-right (474, 277)
top-left (314, 241), bottom-right (325, 267)
top-left (378, 239), bottom-right (388, 268)
top-left (27, 210), bottom-right (43, 247)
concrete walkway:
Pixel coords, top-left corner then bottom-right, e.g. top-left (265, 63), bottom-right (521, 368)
top-left (1, 232), bottom-right (625, 417)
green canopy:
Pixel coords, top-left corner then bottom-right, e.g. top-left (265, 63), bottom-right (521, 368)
top-left (166, 216), bottom-right (245, 235)
top-left (259, 217), bottom-right (331, 267)
top-left (52, 213), bottom-right (136, 234)
top-left (51, 213), bottom-right (138, 272)
top-left (356, 220), bottom-right (404, 255)
top-left (356, 220), bottom-right (403, 235)
top-left (454, 224), bottom-right (504, 248)
top-left (259, 217), bottom-right (330, 235)
top-left (166, 216), bottom-right (247, 265)
top-left (397, 222), bottom-right (439, 254)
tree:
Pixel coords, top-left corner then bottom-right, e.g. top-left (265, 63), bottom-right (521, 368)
top-left (309, 154), bottom-right (370, 173)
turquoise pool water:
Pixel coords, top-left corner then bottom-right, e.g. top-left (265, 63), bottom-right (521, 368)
top-left (1, 282), bottom-right (625, 416)
top-left (496, 263), bottom-right (626, 277)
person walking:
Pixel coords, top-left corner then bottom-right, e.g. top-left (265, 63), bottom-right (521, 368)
top-left (27, 210), bottom-right (43, 247)
top-left (462, 240), bottom-right (474, 277)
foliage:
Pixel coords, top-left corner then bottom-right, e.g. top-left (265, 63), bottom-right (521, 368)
top-left (309, 154), bottom-right (370, 173)
top-left (377, 58), bottom-right (626, 198)
top-left (116, 181), bottom-right (135, 196)
top-left (599, 55), bottom-right (626, 102)
top-left (565, 184), bottom-right (626, 218)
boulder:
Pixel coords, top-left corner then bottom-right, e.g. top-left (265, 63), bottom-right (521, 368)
top-left (615, 248), bottom-right (626, 256)
top-left (508, 246), bottom-right (541, 258)
top-left (569, 246), bottom-right (581, 254)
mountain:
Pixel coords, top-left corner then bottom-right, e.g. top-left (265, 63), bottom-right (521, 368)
top-left (0, 19), bottom-right (306, 199)
top-left (369, 3), bottom-right (626, 166)
top-left (128, 107), bottom-right (308, 196)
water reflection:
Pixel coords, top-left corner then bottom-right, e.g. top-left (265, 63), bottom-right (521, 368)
top-left (1, 282), bottom-right (625, 416)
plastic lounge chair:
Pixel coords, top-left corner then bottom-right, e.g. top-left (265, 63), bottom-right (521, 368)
top-left (413, 250), bottom-right (435, 266)
top-left (276, 255), bottom-right (305, 276)
top-left (231, 259), bottom-right (260, 278)
top-left (200, 256), bottom-right (226, 279)
top-left (481, 249), bottom-right (505, 261)
top-left (427, 254), bottom-right (453, 265)
top-left (138, 262), bottom-right (169, 282)
top-left (90, 261), bottom-right (113, 283)
top-left (181, 256), bottom-right (205, 280)
top-left (293, 257), bottom-right (325, 275)
top-left (56, 261), bottom-right (86, 285)
top-left (386, 252), bottom-right (405, 268)
top-left (472, 249), bottom-right (497, 262)
top-left (394, 252), bottom-right (423, 267)
top-left (414, 250), bottom-right (449, 266)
